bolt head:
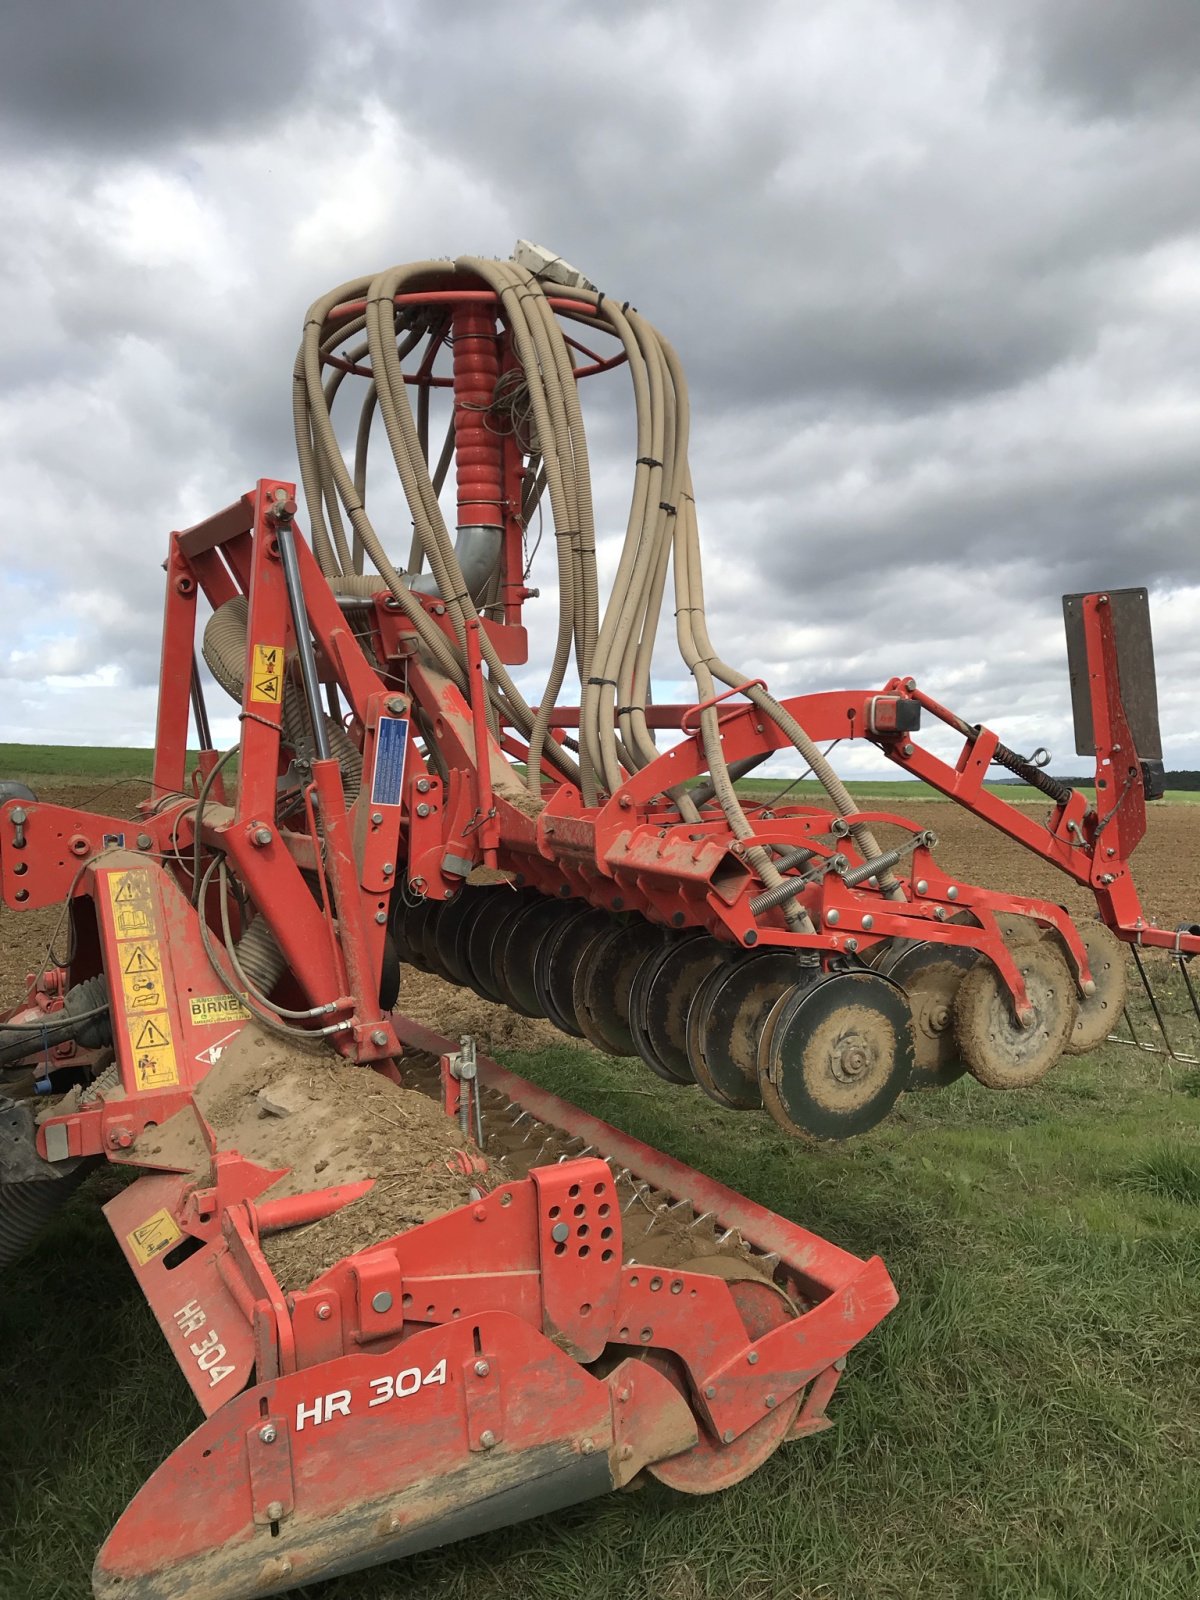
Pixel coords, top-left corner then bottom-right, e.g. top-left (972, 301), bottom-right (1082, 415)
top-left (474, 1359), bottom-right (490, 1376)
top-left (947, 884), bottom-right (959, 901)
top-left (375, 910), bottom-right (388, 924)
top-left (416, 803), bottom-right (431, 818)
top-left (722, 1429), bottom-right (735, 1444)
top-left (765, 1394), bottom-right (777, 1409)
top-left (901, 743), bottom-right (914, 757)
top-left (915, 879), bottom-right (928, 895)
top-left (579, 1436), bottom-right (594, 1454)
top-left (747, 1350), bottom-right (759, 1364)
top-left (382, 862), bottom-right (394, 876)
top-left (826, 908), bottom-right (839, 926)
top-left (315, 1303), bottom-right (332, 1321)
top-left (861, 913), bottom-right (874, 931)
top-left (704, 1385), bottom-right (716, 1399)
top-left (371, 1290), bottom-right (394, 1314)
top-left (265, 1500), bottom-right (284, 1521)
top-left (136, 833), bottom-right (153, 850)
top-left (258, 1425), bottom-right (277, 1444)
top-left (845, 937), bottom-right (859, 953)
top-left (387, 697), bottom-right (406, 714)
top-left (371, 1028), bottom-right (389, 1046)
top-left (480, 1429), bottom-right (497, 1449)
top-left (416, 778), bottom-right (431, 793)
top-left (551, 1221), bottom-right (570, 1243)
top-left (371, 811), bottom-right (384, 825)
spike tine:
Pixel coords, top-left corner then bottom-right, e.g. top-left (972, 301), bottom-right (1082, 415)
top-left (1178, 957), bottom-right (1200, 1030)
top-left (1133, 946), bottom-right (1179, 1060)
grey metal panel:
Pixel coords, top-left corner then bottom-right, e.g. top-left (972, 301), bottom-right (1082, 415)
top-left (1062, 588), bottom-right (1162, 760)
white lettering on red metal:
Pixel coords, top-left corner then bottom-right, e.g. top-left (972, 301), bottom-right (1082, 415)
top-left (172, 1299), bottom-right (235, 1389)
top-left (294, 1358), bottom-right (447, 1431)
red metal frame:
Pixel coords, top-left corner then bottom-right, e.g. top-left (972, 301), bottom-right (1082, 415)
top-left (1, 280), bottom-right (1191, 1595)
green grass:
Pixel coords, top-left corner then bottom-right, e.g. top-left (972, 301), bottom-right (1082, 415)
top-left (3, 1042), bottom-right (1200, 1600)
top-left (0, 742), bottom-right (162, 784)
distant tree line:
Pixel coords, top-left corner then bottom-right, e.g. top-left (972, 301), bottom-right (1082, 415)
top-left (995, 772), bottom-right (1200, 790)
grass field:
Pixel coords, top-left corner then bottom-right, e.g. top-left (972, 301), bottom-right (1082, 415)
top-left (3, 1043), bottom-right (1200, 1600)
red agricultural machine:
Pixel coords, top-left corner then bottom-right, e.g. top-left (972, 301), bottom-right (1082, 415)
top-left (2, 246), bottom-right (1195, 1598)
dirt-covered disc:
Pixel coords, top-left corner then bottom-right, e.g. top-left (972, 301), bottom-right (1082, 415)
top-left (640, 937), bottom-right (731, 1085)
top-left (573, 920), bottom-right (667, 1057)
top-left (497, 897), bottom-right (567, 1018)
top-left (417, 898), bottom-right (452, 979)
top-left (627, 934), bottom-right (703, 1084)
top-left (463, 890), bottom-right (526, 1003)
top-left (684, 960), bottom-right (743, 1107)
top-left (533, 905), bottom-right (611, 1037)
top-left (393, 896), bottom-right (433, 973)
top-left (644, 1256), bottom-right (800, 1492)
top-left (877, 939), bottom-right (978, 1089)
top-left (485, 893), bottom-right (550, 1015)
top-left (689, 953), bottom-right (808, 1111)
top-left (1060, 921), bottom-right (1128, 1055)
top-left (431, 890), bottom-right (478, 987)
top-left (954, 936), bottom-right (1077, 1089)
top-left (759, 970), bottom-right (913, 1141)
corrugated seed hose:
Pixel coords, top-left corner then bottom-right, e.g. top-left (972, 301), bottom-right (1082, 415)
top-left (206, 251), bottom-right (899, 940)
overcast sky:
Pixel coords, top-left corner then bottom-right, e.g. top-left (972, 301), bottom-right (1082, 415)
top-left (2, 0), bottom-right (1199, 779)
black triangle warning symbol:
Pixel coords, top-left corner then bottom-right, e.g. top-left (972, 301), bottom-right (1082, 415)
top-left (123, 945), bottom-right (158, 975)
top-left (114, 878), bottom-right (147, 904)
top-left (135, 1017), bottom-right (170, 1049)
top-left (255, 675), bottom-right (280, 701)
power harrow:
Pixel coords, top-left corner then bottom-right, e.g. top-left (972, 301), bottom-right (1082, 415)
top-left (1, 245), bottom-right (1196, 1598)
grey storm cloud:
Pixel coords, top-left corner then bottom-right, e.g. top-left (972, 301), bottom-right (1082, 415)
top-left (1, 0), bottom-right (1199, 776)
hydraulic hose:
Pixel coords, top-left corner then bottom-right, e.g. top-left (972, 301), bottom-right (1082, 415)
top-left (290, 249), bottom-right (906, 912)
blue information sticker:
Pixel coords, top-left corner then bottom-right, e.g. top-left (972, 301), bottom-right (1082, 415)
top-left (371, 714), bottom-right (410, 807)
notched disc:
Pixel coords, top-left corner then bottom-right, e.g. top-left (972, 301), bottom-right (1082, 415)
top-left (497, 898), bottom-right (564, 1018)
top-left (1062, 921), bottom-right (1128, 1055)
top-left (689, 953), bottom-right (807, 1111)
top-left (533, 906), bottom-right (610, 1037)
top-left (573, 921), bottom-right (666, 1057)
top-left (464, 889), bottom-right (534, 998)
top-left (954, 937), bottom-right (1078, 1089)
top-left (758, 970), bottom-right (913, 1141)
top-left (878, 940), bottom-right (977, 1090)
top-left (637, 937), bottom-right (727, 1085)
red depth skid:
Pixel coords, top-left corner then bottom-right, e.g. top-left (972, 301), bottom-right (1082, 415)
top-left (94, 1038), bottom-right (895, 1600)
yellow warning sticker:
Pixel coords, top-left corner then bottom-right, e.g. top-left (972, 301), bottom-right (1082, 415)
top-left (107, 870), bottom-right (156, 940)
top-left (188, 992), bottom-right (250, 1026)
top-left (122, 967), bottom-right (165, 1014)
top-left (127, 1011), bottom-right (180, 1090)
top-left (250, 643), bottom-right (284, 704)
top-left (121, 942), bottom-right (159, 976)
top-left (127, 1208), bottom-right (182, 1266)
